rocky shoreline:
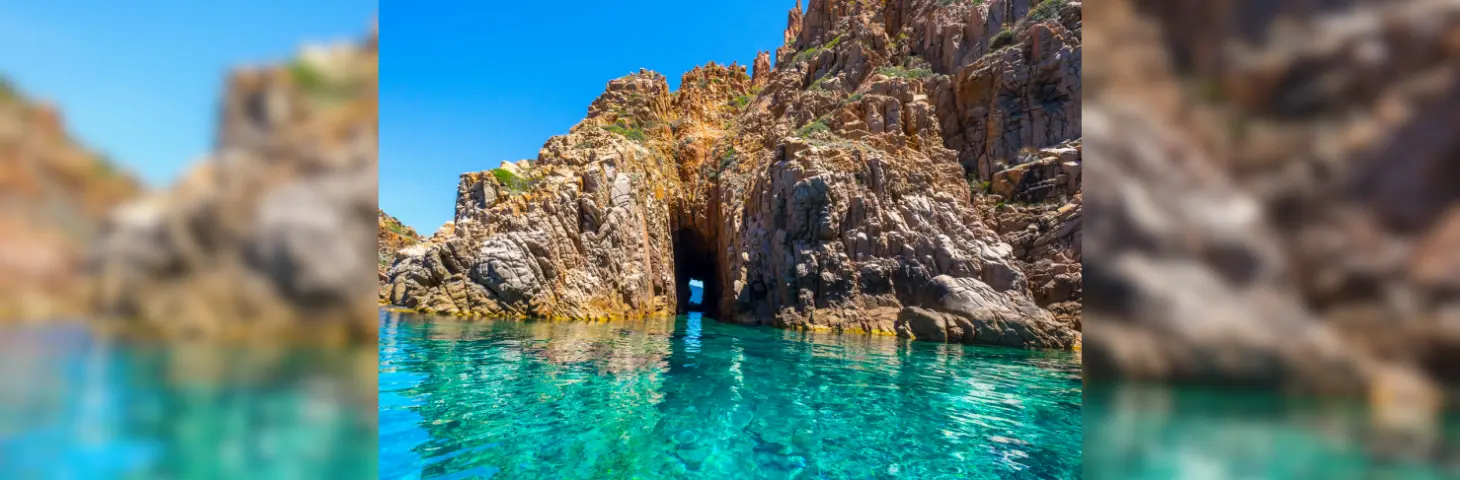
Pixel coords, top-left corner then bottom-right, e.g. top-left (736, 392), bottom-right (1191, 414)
top-left (382, 0), bottom-right (1082, 350)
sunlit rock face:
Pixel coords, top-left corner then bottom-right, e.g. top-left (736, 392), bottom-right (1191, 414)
top-left (385, 1), bottom-right (1082, 350)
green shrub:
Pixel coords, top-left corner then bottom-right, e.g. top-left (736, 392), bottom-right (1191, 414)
top-left (875, 65), bottom-right (935, 80)
top-left (792, 35), bottom-right (843, 64)
top-left (990, 29), bottom-right (1016, 50)
top-left (603, 122), bottom-right (648, 142)
top-left (730, 94), bottom-right (753, 108)
top-left (289, 60), bottom-right (348, 99)
top-left (720, 146), bottom-right (737, 170)
top-left (1028, 0), bottom-right (1068, 22)
top-left (795, 118), bottom-right (831, 138)
top-left (92, 154), bottom-right (122, 179)
top-left (491, 168), bottom-right (533, 193)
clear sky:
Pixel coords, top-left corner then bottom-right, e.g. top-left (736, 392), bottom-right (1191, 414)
top-left (0, 1), bottom-right (376, 188)
top-left (381, 0), bottom-right (794, 233)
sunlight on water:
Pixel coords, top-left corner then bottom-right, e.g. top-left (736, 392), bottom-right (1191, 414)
top-left (378, 309), bottom-right (1082, 479)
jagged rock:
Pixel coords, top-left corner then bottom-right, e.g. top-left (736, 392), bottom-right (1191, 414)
top-left (378, 209), bottom-right (422, 297)
top-left (386, 0), bottom-right (1082, 350)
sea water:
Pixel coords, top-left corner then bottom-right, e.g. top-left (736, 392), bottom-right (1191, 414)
top-left (0, 322), bottom-right (376, 479)
top-left (379, 309), bottom-right (1083, 479)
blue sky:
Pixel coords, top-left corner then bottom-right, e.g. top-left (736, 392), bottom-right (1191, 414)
top-left (381, 0), bottom-right (793, 232)
top-left (0, 1), bottom-right (376, 188)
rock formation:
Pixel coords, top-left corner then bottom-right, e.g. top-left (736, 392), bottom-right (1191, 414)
top-left (0, 79), bottom-right (141, 319)
top-left (385, 1), bottom-right (1082, 349)
top-left (378, 209), bottom-right (422, 301)
top-left (90, 21), bottom-right (379, 340)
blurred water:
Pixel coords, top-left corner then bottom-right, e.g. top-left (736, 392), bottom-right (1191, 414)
top-left (379, 308), bottom-right (1082, 479)
top-left (1085, 383), bottom-right (1460, 479)
top-left (0, 322), bottom-right (377, 479)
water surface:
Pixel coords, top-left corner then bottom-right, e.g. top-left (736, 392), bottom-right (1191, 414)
top-left (379, 309), bottom-right (1082, 479)
top-left (0, 321), bottom-right (377, 479)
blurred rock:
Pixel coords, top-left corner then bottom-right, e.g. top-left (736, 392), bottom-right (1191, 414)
top-left (1085, 0), bottom-right (1460, 414)
top-left (90, 23), bottom-right (378, 340)
top-left (0, 78), bottom-right (141, 320)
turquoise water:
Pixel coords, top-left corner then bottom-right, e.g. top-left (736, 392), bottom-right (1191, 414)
top-left (379, 309), bottom-right (1083, 479)
top-left (0, 322), bottom-right (376, 479)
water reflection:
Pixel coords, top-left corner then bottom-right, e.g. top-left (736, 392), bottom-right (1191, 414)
top-left (380, 309), bottom-right (1082, 479)
top-left (0, 322), bottom-right (377, 479)
top-left (684, 312), bottom-right (702, 354)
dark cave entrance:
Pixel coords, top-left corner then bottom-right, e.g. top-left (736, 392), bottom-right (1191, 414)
top-left (673, 228), bottom-right (721, 316)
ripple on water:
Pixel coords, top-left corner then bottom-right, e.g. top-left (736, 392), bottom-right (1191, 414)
top-left (378, 309), bottom-right (1082, 479)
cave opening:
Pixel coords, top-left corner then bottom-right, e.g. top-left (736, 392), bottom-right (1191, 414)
top-left (673, 228), bottom-right (721, 317)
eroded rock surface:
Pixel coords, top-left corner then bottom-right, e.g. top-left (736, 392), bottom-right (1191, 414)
top-left (387, 1), bottom-right (1082, 349)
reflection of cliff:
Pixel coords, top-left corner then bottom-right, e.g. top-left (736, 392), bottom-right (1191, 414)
top-left (90, 21), bottom-right (379, 339)
top-left (0, 79), bottom-right (141, 319)
top-left (385, 0), bottom-right (1083, 350)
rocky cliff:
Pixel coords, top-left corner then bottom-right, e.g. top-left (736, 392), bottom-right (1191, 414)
top-left (385, 0), bottom-right (1082, 349)
top-left (91, 21), bottom-right (379, 340)
top-left (0, 79), bottom-right (142, 319)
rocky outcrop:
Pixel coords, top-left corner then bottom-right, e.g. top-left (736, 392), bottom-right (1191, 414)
top-left (378, 209), bottom-right (421, 300)
top-left (386, 1), bottom-right (1082, 350)
top-left (378, 209), bottom-right (421, 256)
top-left (0, 78), bottom-right (141, 320)
top-left (90, 22), bottom-right (378, 339)
top-left (385, 97), bottom-right (681, 320)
